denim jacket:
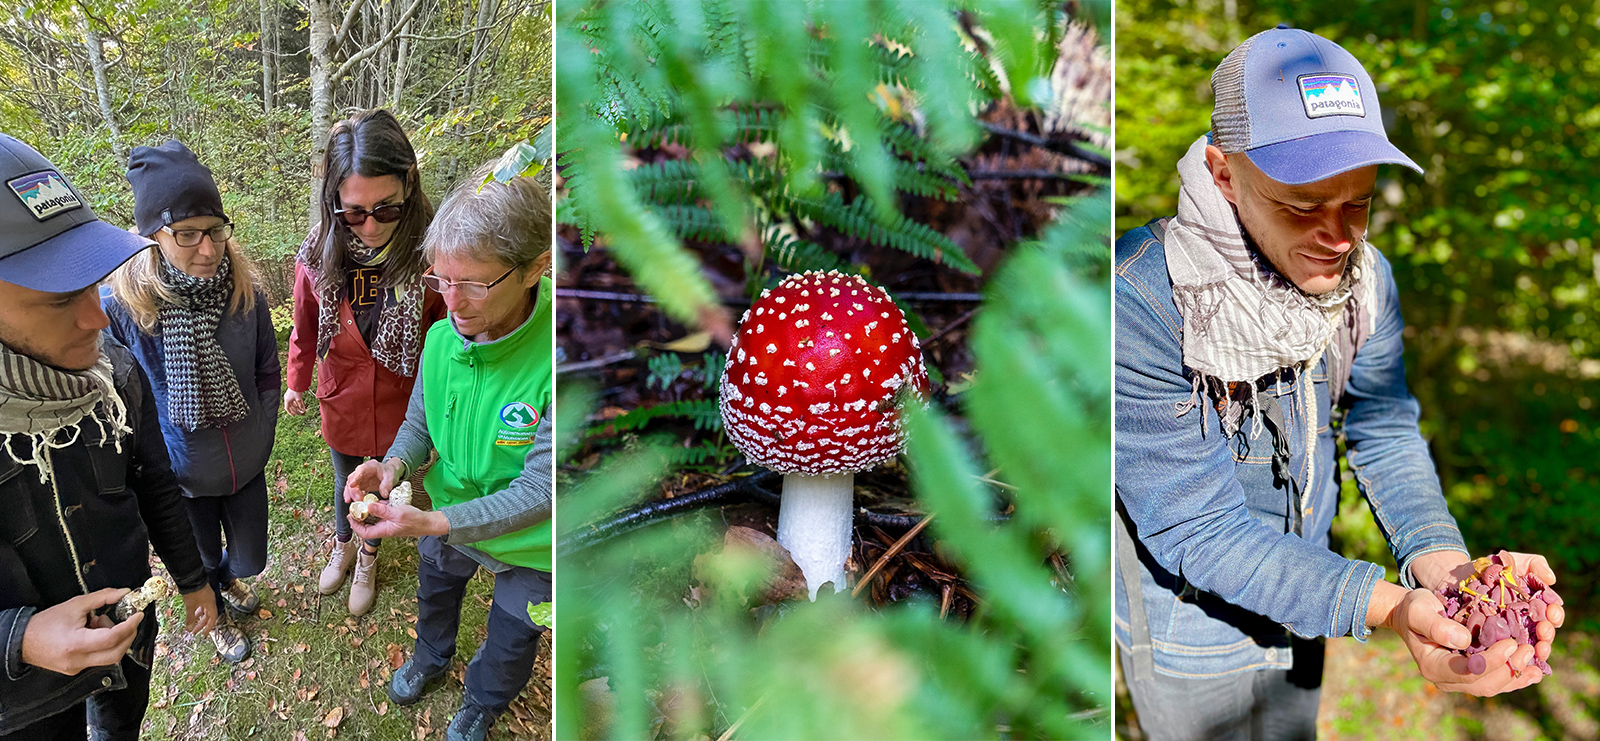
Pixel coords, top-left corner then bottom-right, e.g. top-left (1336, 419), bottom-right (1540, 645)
top-left (1114, 218), bottom-right (1467, 679)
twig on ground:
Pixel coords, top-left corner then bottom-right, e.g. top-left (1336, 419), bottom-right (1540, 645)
top-left (852, 515), bottom-right (936, 598)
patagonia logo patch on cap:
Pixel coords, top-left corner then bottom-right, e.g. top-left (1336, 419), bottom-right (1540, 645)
top-left (1298, 74), bottom-right (1364, 119)
top-left (8, 170), bottom-right (82, 221)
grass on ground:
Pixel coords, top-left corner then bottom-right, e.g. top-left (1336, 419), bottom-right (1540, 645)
top-left (139, 350), bottom-right (553, 740)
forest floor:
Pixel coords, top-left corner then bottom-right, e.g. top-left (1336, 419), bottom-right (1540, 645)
top-left (138, 346), bottom-right (552, 741)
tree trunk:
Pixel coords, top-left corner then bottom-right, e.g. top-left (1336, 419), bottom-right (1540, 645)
top-left (79, 13), bottom-right (124, 162)
top-left (309, 0), bottom-right (336, 227)
top-left (390, 12), bottom-right (412, 109)
top-left (377, 0), bottom-right (392, 110)
top-left (260, 0), bottom-right (276, 112)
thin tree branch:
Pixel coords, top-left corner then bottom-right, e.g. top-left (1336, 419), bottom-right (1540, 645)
top-left (332, 0), bottom-right (426, 82)
top-left (333, 0), bottom-right (373, 51)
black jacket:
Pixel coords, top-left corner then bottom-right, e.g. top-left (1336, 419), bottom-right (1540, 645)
top-left (0, 335), bottom-right (206, 733)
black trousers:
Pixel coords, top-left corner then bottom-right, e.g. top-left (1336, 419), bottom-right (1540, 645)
top-left (411, 535), bottom-right (551, 714)
top-left (328, 446), bottom-right (380, 547)
top-left (0, 654), bottom-right (151, 741)
top-left (182, 471), bottom-right (270, 613)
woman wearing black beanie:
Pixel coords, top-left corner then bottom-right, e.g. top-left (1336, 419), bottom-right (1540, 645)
top-left (104, 139), bottom-right (280, 664)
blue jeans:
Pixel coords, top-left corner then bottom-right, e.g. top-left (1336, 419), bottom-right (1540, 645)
top-left (412, 536), bottom-right (551, 714)
top-left (1122, 638), bottom-right (1322, 741)
top-left (0, 655), bottom-right (150, 741)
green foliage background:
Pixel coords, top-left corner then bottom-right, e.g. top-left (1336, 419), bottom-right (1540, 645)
top-left (0, 0), bottom-right (550, 293)
top-left (557, 0), bottom-right (1111, 738)
top-left (1117, 1), bottom-right (1600, 613)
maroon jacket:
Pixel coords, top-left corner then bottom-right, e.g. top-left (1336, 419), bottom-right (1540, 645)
top-left (286, 259), bottom-right (446, 457)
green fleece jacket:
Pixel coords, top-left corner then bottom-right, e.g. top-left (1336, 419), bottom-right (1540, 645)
top-left (389, 277), bottom-right (554, 571)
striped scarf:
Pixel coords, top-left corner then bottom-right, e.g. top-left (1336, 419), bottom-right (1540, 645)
top-left (1165, 136), bottom-right (1376, 488)
top-left (0, 342), bottom-right (129, 484)
top-left (159, 252), bottom-right (249, 431)
top-left (296, 230), bottom-right (425, 378)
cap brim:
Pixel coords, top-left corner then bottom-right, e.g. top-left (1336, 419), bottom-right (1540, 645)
top-left (0, 219), bottom-right (154, 293)
top-left (1244, 130), bottom-right (1424, 186)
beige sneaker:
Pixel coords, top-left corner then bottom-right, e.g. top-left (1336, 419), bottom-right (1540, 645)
top-left (319, 537), bottom-right (358, 595)
top-left (349, 548), bottom-right (378, 616)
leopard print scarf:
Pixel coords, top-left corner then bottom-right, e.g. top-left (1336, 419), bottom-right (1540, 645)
top-left (296, 229), bottom-right (425, 377)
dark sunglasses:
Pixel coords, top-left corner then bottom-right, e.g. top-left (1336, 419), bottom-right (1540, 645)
top-left (333, 201), bottom-right (405, 227)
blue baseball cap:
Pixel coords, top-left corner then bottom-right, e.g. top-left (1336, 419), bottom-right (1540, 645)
top-left (1210, 25), bottom-right (1423, 185)
top-left (0, 134), bottom-right (154, 293)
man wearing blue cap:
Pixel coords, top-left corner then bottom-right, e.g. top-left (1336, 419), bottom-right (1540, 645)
top-left (0, 134), bottom-right (218, 739)
top-left (1114, 26), bottom-right (1563, 739)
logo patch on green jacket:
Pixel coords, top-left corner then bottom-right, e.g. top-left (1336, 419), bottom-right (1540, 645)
top-left (496, 402), bottom-right (540, 446)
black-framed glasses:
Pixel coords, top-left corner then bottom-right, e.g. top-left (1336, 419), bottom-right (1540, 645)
top-left (161, 222), bottom-right (233, 248)
top-left (334, 202), bottom-right (405, 227)
top-left (422, 265), bottom-right (518, 300)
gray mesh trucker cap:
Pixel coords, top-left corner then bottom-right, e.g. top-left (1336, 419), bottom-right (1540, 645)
top-left (0, 134), bottom-right (153, 293)
top-left (1211, 25), bottom-right (1423, 185)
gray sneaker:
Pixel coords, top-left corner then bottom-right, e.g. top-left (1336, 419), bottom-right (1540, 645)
top-left (386, 657), bottom-right (446, 706)
top-left (446, 703), bottom-right (496, 741)
top-left (219, 578), bottom-right (259, 617)
top-left (210, 614), bottom-right (250, 664)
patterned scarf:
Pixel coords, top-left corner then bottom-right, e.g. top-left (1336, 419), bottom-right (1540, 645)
top-left (296, 229), bottom-right (425, 377)
top-left (0, 342), bottom-right (129, 484)
top-left (159, 252), bottom-right (249, 431)
top-left (1165, 136), bottom-right (1377, 489)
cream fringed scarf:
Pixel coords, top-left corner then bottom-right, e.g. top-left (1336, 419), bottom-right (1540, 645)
top-left (1164, 135), bottom-right (1377, 493)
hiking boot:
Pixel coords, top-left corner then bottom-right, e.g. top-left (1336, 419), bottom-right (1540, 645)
top-left (219, 578), bottom-right (259, 618)
top-left (387, 657), bottom-right (446, 706)
top-left (210, 614), bottom-right (250, 664)
top-left (318, 536), bottom-right (357, 595)
top-left (348, 548), bottom-right (378, 616)
top-left (446, 702), bottom-right (496, 741)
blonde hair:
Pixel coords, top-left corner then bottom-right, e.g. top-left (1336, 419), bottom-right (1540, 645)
top-left (108, 237), bottom-right (260, 333)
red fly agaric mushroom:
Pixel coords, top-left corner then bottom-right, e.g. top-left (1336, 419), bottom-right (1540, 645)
top-left (719, 270), bottom-right (929, 599)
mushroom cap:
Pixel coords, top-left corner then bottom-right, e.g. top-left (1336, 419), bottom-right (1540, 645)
top-left (719, 270), bottom-right (928, 475)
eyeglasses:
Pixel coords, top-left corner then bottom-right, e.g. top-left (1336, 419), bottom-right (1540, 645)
top-left (422, 266), bottom-right (518, 300)
top-left (161, 223), bottom-right (233, 248)
top-left (333, 202), bottom-right (405, 227)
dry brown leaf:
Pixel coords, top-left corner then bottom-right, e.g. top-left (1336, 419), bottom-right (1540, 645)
top-left (323, 706), bottom-right (344, 728)
top-left (387, 644), bottom-right (405, 670)
top-left (377, 701), bottom-right (389, 716)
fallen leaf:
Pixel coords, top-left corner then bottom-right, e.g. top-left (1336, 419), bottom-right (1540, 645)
top-left (257, 608), bottom-right (274, 619)
top-left (387, 644), bottom-right (404, 670)
top-left (376, 701), bottom-right (389, 716)
top-left (407, 627), bottom-right (417, 639)
top-left (277, 599), bottom-right (287, 608)
top-left (323, 706), bottom-right (344, 728)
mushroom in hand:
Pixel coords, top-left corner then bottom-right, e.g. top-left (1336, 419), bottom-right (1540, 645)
top-left (719, 270), bottom-right (929, 599)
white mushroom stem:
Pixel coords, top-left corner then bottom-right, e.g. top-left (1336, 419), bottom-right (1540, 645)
top-left (775, 472), bottom-right (855, 600)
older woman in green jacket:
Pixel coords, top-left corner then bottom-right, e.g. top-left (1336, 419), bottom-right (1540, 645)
top-left (342, 165), bottom-right (551, 741)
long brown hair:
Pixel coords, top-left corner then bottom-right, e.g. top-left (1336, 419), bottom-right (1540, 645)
top-left (309, 109), bottom-right (433, 296)
top-left (109, 236), bottom-right (260, 333)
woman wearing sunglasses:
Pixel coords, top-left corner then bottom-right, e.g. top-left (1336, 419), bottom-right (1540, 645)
top-left (103, 140), bottom-right (279, 663)
top-left (341, 165), bottom-right (552, 741)
top-left (285, 109), bottom-right (446, 616)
